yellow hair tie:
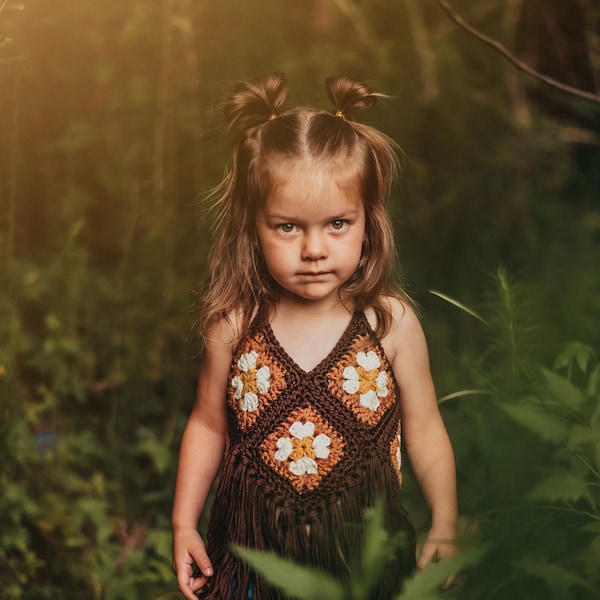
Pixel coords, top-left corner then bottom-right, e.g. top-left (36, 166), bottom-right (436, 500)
top-left (268, 113), bottom-right (277, 121)
top-left (335, 111), bottom-right (345, 118)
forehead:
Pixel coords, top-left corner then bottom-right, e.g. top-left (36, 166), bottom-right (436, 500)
top-left (264, 165), bottom-right (363, 218)
top-left (264, 161), bottom-right (363, 214)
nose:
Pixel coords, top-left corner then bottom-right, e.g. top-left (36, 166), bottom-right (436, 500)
top-left (301, 230), bottom-right (327, 261)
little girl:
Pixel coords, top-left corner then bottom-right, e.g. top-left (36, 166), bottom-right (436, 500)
top-left (172, 73), bottom-right (457, 600)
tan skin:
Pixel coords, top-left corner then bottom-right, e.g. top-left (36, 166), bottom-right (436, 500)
top-left (172, 167), bottom-right (458, 599)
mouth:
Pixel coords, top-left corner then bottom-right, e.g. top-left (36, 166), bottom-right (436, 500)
top-left (297, 271), bottom-right (330, 276)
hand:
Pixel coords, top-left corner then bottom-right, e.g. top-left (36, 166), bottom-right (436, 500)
top-left (172, 529), bottom-right (214, 600)
top-left (417, 528), bottom-right (459, 590)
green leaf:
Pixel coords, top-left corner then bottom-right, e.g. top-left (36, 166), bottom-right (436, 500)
top-left (530, 367), bottom-right (586, 412)
top-left (502, 400), bottom-right (570, 443)
top-left (136, 437), bottom-right (172, 475)
top-left (583, 536), bottom-right (600, 577)
top-left (513, 557), bottom-right (593, 595)
top-left (146, 527), bottom-right (173, 558)
top-left (581, 521), bottom-right (600, 534)
top-left (437, 389), bottom-right (493, 403)
top-left (526, 469), bottom-right (592, 504)
top-left (397, 546), bottom-right (487, 599)
top-left (554, 342), bottom-right (596, 374)
top-left (350, 500), bottom-right (402, 597)
top-left (360, 501), bottom-right (391, 576)
top-left (568, 424), bottom-right (600, 447)
top-left (589, 365), bottom-right (600, 408)
top-left (231, 545), bottom-right (345, 600)
top-left (429, 290), bottom-right (490, 327)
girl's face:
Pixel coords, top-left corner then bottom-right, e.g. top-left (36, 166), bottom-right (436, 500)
top-left (256, 165), bottom-right (366, 307)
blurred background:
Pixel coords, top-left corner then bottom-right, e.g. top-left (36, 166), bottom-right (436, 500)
top-left (1, 1), bottom-right (599, 598)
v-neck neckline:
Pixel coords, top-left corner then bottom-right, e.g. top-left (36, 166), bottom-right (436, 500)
top-left (265, 311), bottom-right (362, 375)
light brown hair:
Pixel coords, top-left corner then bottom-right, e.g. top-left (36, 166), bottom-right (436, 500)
top-left (200, 73), bottom-right (411, 344)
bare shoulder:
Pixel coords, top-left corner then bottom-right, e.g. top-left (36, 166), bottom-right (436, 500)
top-left (373, 296), bottom-right (428, 364)
top-left (203, 310), bottom-right (242, 353)
top-left (364, 296), bottom-right (422, 336)
top-left (389, 296), bottom-right (422, 335)
top-left (193, 312), bottom-right (240, 421)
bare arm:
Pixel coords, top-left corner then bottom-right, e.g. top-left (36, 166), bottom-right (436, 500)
top-left (383, 301), bottom-right (458, 569)
top-left (172, 318), bottom-right (234, 600)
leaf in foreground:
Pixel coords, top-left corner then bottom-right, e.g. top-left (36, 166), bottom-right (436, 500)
top-left (397, 546), bottom-right (487, 600)
top-left (231, 545), bottom-right (344, 600)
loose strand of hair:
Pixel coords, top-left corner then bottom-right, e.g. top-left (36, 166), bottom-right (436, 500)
top-left (199, 73), bottom-right (412, 345)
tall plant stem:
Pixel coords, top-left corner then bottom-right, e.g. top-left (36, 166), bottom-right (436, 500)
top-left (405, 0), bottom-right (439, 103)
top-left (332, 0), bottom-right (376, 48)
top-left (503, 0), bottom-right (531, 126)
top-left (152, 0), bottom-right (175, 223)
top-left (6, 66), bottom-right (21, 285)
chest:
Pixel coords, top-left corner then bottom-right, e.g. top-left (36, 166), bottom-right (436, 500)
top-left (225, 315), bottom-right (404, 499)
top-left (227, 313), bottom-right (401, 434)
top-left (269, 312), bottom-right (357, 372)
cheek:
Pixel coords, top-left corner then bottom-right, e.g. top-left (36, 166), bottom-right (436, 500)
top-left (260, 242), bottom-right (288, 275)
top-left (349, 230), bottom-right (366, 259)
top-left (351, 244), bottom-right (365, 270)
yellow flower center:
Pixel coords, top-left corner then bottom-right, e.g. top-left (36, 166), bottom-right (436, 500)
top-left (290, 436), bottom-right (315, 461)
top-left (240, 369), bottom-right (258, 394)
top-left (356, 366), bottom-right (378, 394)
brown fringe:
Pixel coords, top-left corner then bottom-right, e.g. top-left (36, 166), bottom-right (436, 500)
top-left (204, 455), bottom-right (415, 599)
top-left (202, 312), bottom-right (417, 599)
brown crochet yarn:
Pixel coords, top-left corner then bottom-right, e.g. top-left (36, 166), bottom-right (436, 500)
top-left (204, 312), bottom-right (416, 600)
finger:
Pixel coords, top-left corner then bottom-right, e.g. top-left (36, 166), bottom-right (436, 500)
top-left (191, 552), bottom-right (214, 579)
top-left (177, 577), bottom-right (208, 600)
top-left (417, 543), bottom-right (437, 570)
top-left (178, 580), bottom-right (202, 600)
top-left (175, 562), bottom-right (208, 600)
top-left (441, 571), bottom-right (460, 591)
top-left (189, 563), bottom-right (211, 591)
top-left (190, 574), bottom-right (208, 591)
top-left (176, 571), bottom-right (201, 600)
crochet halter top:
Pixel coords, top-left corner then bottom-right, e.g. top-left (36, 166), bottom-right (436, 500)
top-left (204, 311), bottom-right (416, 599)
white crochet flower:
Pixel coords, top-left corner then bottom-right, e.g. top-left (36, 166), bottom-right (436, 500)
top-left (395, 434), bottom-right (402, 469)
top-left (342, 351), bottom-right (388, 411)
top-left (231, 351), bottom-right (271, 412)
top-left (275, 420), bottom-right (331, 476)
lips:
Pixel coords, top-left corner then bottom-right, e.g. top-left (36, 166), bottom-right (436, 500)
top-left (297, 271), bottom-right (330, 276)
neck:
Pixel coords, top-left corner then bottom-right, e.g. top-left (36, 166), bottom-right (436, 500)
top-left (274, 293), bottom-right (354, 321)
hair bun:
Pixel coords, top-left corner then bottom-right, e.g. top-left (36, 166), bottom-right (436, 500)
top-left (224, 73), bottom-right (288, 132)
top-left (325, 76), bottom-right (380, 117)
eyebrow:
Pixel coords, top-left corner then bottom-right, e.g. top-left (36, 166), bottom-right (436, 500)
top-left (264, 209), bottom-right (361, 221)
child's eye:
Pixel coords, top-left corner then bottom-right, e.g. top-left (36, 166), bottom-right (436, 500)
top-left (277, 223), bottom-right (296, 233)
top-left (330, 219), bottom-right (348, 231)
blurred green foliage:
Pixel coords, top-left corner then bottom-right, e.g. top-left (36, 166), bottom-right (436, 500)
top-left (0, 0), bottom-right (599, 598)
top-left (233, 500), bottom-right (486, 600)
top-left (232, 273), bottom-right (600, 599)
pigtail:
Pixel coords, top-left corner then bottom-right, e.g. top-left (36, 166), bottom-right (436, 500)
top-left (325, 76), bottom-right (382, 118)
top-left (319, 76), bottom-right (409, 337)
top-left (224, 73), bottom-right (288, 133)
top-left (321, 75), bottom-right (400, 194)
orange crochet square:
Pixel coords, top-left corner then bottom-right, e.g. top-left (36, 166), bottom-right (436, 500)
top-left (261, 406), bottom-right (345, 493)
top-left (228, 334), bottom-right (287, 429)
top-left (327, 336), bottom-right (396, 425)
